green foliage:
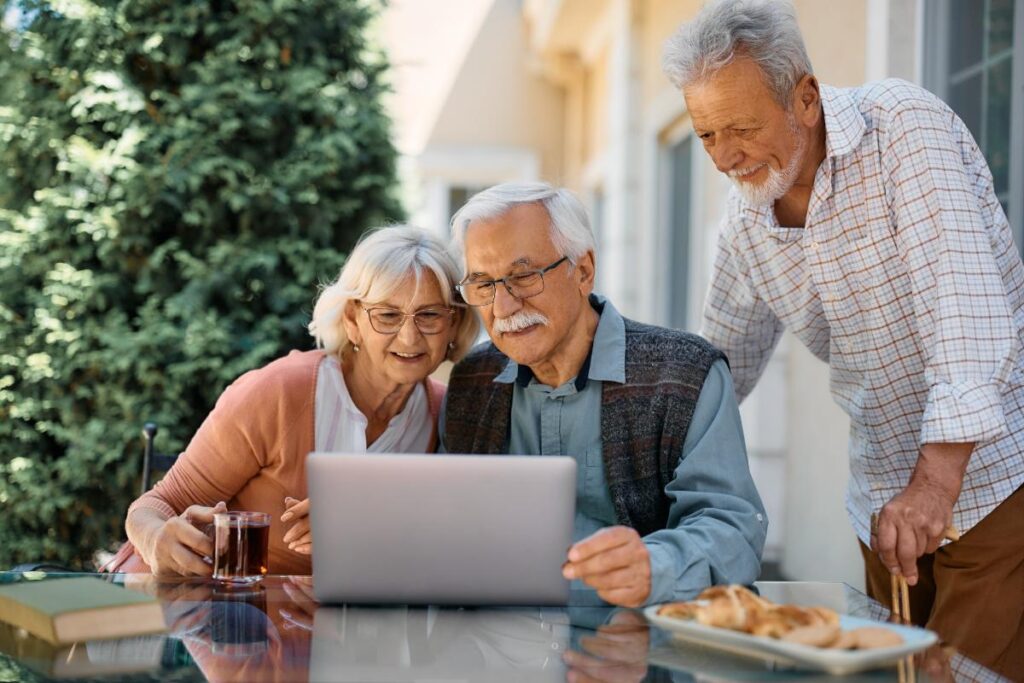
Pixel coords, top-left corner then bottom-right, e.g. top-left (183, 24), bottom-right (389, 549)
top-left (0, 0), bottom-right (402, 568)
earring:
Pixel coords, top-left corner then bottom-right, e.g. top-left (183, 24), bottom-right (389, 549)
top-left (352, 343), bottom-right (360, 353)
top-left (448, 341), bottom-right (455, 350)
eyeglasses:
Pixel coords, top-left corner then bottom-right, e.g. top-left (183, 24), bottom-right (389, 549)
top-left (362, 306), bottom-right (455, 335)
top-left (456, 256), bottom-right (569, 307)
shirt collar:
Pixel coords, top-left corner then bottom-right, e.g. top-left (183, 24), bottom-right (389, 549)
top-left (493, 293), bottom-right (626, 389)
top-left (819, 84), bottom-right (866, 160)
top-left (737, 84), bottom-right (866, 237)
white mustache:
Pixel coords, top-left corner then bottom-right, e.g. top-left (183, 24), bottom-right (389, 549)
top-left (493, 310), bottom-right (549, 334)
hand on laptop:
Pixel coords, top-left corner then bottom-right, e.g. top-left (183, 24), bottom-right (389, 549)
top-left (562, 526), bottom-right (651, 608)
top-left (281, 497), bottom-right (312, 555)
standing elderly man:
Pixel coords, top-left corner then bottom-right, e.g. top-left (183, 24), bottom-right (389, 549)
top-left (442, 182), bottom-right (767, 608)
top-left (663, 0), bottom-right (1024, 674)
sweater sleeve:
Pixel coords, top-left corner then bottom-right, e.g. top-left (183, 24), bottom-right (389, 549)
top-left (126, 363), bottom-right (291, 522)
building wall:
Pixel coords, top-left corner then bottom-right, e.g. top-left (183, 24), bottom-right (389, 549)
top-left (583, 46), bottom-right (611, 182)
top-left (426, 0), bottom-right (565, 180)
top-left (387, 0), bottom-right (565, 237)
top-left (384, 0), bottom-right (955, 590)
top-left (546, 0), bottom-right (871, 584)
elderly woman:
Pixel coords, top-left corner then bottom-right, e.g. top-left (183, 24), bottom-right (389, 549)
top-left (112, 226), bottom-right (479, 576)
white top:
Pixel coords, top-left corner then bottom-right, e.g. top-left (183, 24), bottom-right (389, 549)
top-left (314, 355), bottom-right (432, 454)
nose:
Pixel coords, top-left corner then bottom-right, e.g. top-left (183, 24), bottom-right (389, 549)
top-left (711, 139), bottom-right (743, 174)
top-left (491, 282), bottom-right (523, 320)
top-left (395, 315), bottom-right (423, 344)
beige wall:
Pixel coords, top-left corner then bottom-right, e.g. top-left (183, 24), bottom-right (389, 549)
top-left (786, 0), bottom-right (866, 587)
top-left (794, 0), bottom-right (868, 88)
top-left (636, 0), bottom-right (868, 584)
top-left (583, 47), bottom-right (611, 182)
top-left (427, 0), bottom-right (565, 181)
top-left (394, 0), bottom-right (885, 587)
top-left (639, 0), bottom-right (704, 107)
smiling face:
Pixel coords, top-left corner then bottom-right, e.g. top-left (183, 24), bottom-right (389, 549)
top-left (342, 271), bottom-right (459, 388)
top-left (462, 203), bottom-right (595, 373)
top-left (683, 56), bottom-right (816, 206)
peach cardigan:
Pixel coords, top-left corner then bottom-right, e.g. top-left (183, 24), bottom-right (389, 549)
top-left (110, 350), bottom-right (445, 575)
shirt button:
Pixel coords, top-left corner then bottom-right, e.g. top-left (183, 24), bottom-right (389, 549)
top-left (809, 241), bottom-right (819, 250)
top-left (756, 513), bottom-right (764, 522)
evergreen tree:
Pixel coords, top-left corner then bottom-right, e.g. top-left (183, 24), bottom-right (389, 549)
top-left (0, 0), bottom-right (402, 567)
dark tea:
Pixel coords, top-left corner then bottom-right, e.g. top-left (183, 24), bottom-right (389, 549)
top-left (212, 511), bottom-right (270, 584)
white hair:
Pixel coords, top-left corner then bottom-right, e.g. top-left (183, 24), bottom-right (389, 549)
top-left (308, 225), bottom-right (480, 361)
top-left (449, 182), bottom-right (596, 273)
top-left (662, 0), bottom-right (813, 108)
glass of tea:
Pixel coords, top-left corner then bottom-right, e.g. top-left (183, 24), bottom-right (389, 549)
top-left (212, 511), bottom-right (270, 584)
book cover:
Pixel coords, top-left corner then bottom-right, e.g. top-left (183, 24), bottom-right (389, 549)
top-left (0, 577), bottom-right (167, 645)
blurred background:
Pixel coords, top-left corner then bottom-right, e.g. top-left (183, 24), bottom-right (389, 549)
top-left (1, 0), bottom-right (1020, 588)
top-left (382, 0), bottom-right (1022, 589)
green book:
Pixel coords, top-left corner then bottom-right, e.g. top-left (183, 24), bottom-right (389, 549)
top-left (0, 577), bottom-right (166, 645)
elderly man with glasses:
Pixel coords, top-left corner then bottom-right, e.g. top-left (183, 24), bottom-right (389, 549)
top-left (441, 182), bottom-right (767, 608)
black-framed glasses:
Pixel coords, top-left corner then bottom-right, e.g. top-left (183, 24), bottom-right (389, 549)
top-left (362, 306), bottom-right (455, 335)
top-left (456, 256), bottom-right (569, 307)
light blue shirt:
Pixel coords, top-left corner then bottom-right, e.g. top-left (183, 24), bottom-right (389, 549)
top-left (443, 297), bottom-right (767, 604)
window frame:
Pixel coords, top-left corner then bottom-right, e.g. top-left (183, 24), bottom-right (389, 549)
top-left (922, 0), bottom-right (1024, 253)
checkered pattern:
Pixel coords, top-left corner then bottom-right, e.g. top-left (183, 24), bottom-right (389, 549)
top-left (702, 80), bottom-right (1024, 545)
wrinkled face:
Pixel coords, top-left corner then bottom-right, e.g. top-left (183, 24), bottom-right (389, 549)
top-left (684, 57), bottom-right (808, 206)
top-left (462, 203), bottom-right (594, 370)
top-left (343, 271), bottom-right (459, 387)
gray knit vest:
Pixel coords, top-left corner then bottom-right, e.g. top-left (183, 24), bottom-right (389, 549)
top-left (444, 306), bottom-right (724, 537)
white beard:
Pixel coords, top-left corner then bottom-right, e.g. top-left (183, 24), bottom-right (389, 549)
top-left (729, 115), bottom-right (807, 207)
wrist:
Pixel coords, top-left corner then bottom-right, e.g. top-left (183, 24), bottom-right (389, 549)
top-left (127, 509), bottom-right (167, 565)
top-left (911, 442), bottom-right (973, 504)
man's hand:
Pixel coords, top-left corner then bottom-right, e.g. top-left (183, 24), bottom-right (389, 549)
top-left (872, 442), bottom-right (972, 585)
top-left (147, 502), bottom-right (227, 577)
top-left (563, 527), bottom-right (651, 608)
top-left (281, 497), bottom-right (312, 555)
top-left (563, 610), bottom-right (650, 683)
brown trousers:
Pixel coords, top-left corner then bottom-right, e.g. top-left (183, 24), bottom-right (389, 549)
top-left (859, 485), bottom-right (1024, 680)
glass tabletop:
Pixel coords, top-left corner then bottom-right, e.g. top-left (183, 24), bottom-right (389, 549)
top-left (0, 573), bottom-right (1006, 682)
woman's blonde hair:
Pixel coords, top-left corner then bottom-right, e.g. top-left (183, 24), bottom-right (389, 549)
top-left (309, 226), bottom-right (480, 361)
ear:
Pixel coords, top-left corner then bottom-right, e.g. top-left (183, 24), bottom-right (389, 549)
top-left (449, 306), bottom-right (463, 339)
top-left (792, 74), bottom-right (821, 129)
top-left (574, 250), bottom-right (596, 297)
top-left (341, 300), bottom-right (362, 347)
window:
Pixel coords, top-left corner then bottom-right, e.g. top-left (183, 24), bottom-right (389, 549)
top-left (924, 0), bottom-right (1024, 252)
top-left (447, 185), bottom-right (486, 224)
top-left (667, 135), bottom-right (693, 329)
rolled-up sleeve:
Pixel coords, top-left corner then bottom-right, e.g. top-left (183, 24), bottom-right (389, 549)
top-left (643, 359), bottom-right (768, 604)
top-left (882, 99), bottom-right (1017, 446)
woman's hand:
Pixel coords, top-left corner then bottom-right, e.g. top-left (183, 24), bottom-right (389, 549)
top-left (280, 575), bottom-right (318, 631)
top-left (281, 497), bottom-right (312, 555)
top-left (146, 502), bottom-right (227, 577)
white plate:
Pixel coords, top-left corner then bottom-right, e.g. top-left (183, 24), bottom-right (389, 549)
top-left (644, 607), bottom-right (938, 675)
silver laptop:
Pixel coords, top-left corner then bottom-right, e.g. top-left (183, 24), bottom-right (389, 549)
top-left (307, 453), bottom-right (577, 605)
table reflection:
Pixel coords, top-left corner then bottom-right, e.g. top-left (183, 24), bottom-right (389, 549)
top-left (0, 573), bottom-right (1010, 682)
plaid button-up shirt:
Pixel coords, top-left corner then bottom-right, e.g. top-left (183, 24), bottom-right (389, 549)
top-left (702, 79), bottom-right (1024, 544)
